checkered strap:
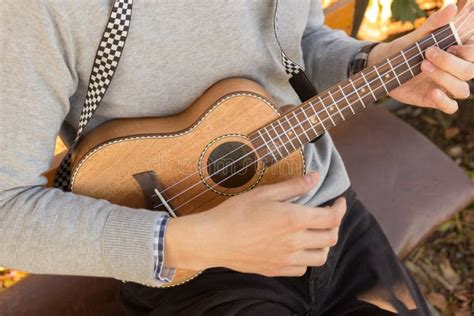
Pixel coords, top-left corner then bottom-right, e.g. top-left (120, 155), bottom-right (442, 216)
top-left (54, 0), bottom-right (133, 191)
top-left (273, 0), bottom-right (304, 76)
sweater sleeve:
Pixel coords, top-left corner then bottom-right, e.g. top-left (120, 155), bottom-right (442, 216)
top-left (301, 0), bottom-right (371, 91)
top-left (0, 1), bottom-right (170, 286)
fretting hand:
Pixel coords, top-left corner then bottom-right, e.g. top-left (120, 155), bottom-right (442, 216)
top-left (368, 4), bottom-right (474, 114)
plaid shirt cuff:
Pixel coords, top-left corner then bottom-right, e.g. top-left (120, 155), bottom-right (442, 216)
top-left (153, 216), bottom-right (175, 282)
top-left (348, 43), bottom-right (378, 76)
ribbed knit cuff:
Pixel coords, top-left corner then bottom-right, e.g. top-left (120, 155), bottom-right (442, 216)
top-left (103, 207), bottom-right (168, 286)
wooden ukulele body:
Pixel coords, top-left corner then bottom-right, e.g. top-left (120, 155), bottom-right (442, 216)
top-left (70, 78), bottom-right (305, 286)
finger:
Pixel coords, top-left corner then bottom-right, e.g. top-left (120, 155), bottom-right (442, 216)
top-left (299, 197), bottom-right (346, 230)
top-left (421, 60), bottom-right (471, 99)
top-left (289, 248), bottom-right (330, 267)
top-left (277, 266), bottom-right (308, 277)
top-left (431, 88), bottom-right (459, 114)
top-left (426, 46), bottom-right (474, 81)
top-left (448, 45), bottom-right (474, 62)
top-left (328, 197), bottom-right (347, 219)
top-left (408, 4), bottom-right (457, 41)
top-left (292, 227), bottom-right (339, 249)
top-left (318, 197), bottom-right (347, 229)
top-left (256, 172), bottom-right (319, 202)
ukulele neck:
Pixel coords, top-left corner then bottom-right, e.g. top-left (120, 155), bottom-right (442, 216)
top-left (250, 25), bottom-right (459, 166)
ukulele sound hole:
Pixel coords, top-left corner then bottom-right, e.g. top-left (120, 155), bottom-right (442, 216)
top-left (207, 141), bottom-right (257, 189)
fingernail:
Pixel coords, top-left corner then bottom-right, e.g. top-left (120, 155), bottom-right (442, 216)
top-left (447, 46), bottom-right (457, 56)
top-left (422, 61), bottom-right (435, 73)
top-left (305, 173), bottom-right (316, 184)
top-left (339, 197), bottom-right (347, 208)
top-left (434, 89), bottom-right (444, 100)
top-left (426, 47), bottom-right (438, 59)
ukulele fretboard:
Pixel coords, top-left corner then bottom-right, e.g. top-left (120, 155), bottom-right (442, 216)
top-left (250, 25), bottom-right (457, 166)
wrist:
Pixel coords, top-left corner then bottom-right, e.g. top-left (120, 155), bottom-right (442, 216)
top-left (367, 42), bottom-right (391, 67)
top-left (163, 213), bottom-right (216, 271)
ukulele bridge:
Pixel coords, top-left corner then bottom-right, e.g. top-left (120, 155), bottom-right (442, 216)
top-left (133, 171), bottom-right (177, 217)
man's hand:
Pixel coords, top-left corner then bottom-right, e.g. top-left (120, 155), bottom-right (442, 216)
top-left (368, 4), bottom-right (474, 114)
top-left (164, 173), bottom-right (347, 277)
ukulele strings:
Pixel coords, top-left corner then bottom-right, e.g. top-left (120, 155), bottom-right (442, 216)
top-left (154, 12), bottom-right (470, 210)
top-left (156, 42), bottom-right (453, 213)
top-left (194, 9), bottom-right (472, 188)
top-left (151, 26), bottom-right (454, 201)
top-left (167, 37), bottom-right (465, 213)
top-left (153, 9), bottom-right (472, 202)
top-left (163, 31), bottom-right (470, 213)
top-left (154, 30), bottom-right (463, 211)
top-left (168, 35), bottom-right (468, 211)
top-left (202, 6), bottom-right (474, 193)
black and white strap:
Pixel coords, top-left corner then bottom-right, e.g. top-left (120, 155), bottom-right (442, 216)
top-left (54, 0), bottom-right (133, 191)
top-left (273, 0), bottom-right (318, 105)
top-left (273, 0), bottom-right (304, 77)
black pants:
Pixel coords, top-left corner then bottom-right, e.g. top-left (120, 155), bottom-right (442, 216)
top-left (120, 188), bottom-right (430, 315)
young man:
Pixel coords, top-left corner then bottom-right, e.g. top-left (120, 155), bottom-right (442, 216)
top-left (1, 1), bottom-right (473, 315)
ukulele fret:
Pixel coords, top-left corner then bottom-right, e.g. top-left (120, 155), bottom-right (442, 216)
top-left (258, 129), bottom-right (279, 161)
top-left (320, 96), bottom-right (336, 126)
top-left (415, 42), bottom-right (425, 60)
top-left (270, 123), bottom-right (289, 156)
top-left (328, 90), bottom-right (345, 121)
top-left (349, 78), bottom-right (366, 109)
top-left (293, 111), bottom-right (311, 141)
top-left (387, 58), bottom-right (401, 86)
top-left (278, 119), bottom-right (296, 151)
top-left (431, 33), bottom-right (439, 47)
top-left (339, 85), bottom-right (355, 115)
top-left (301, 107), bottom-right (319, 137)
top-left (374, 66), bottom-right (389, 94)
top-left (309, 101), bottom-right (326, 131)
top-left (285, 115), bottom-right (303, 146)
top-left (360, 72), bottom-right (377, 101)
top-left (400, 50), bottom-right (415, 78)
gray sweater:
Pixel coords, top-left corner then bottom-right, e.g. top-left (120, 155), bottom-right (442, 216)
top-left (0, 0), bottom-right (365, 286)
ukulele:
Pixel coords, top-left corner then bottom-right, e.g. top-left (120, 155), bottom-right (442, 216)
top-left (66, 4), bottom-right (473, 287)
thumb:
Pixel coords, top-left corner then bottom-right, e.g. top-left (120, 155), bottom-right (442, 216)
top-left (257, 172), bottom-right (319, 202)
top-left (408, 4), bottom-right (458, 42)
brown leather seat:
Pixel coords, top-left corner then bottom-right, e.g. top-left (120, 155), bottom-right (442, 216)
top-left (331, 107), bottom-right (474, 257)
top-left (0, 275), bottom-right (124, 315)
top-left (1, 107), bottom-right (473, 315)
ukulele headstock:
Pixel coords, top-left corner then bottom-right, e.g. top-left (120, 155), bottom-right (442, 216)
top-left (453, 0), bottom-right (474, 44)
